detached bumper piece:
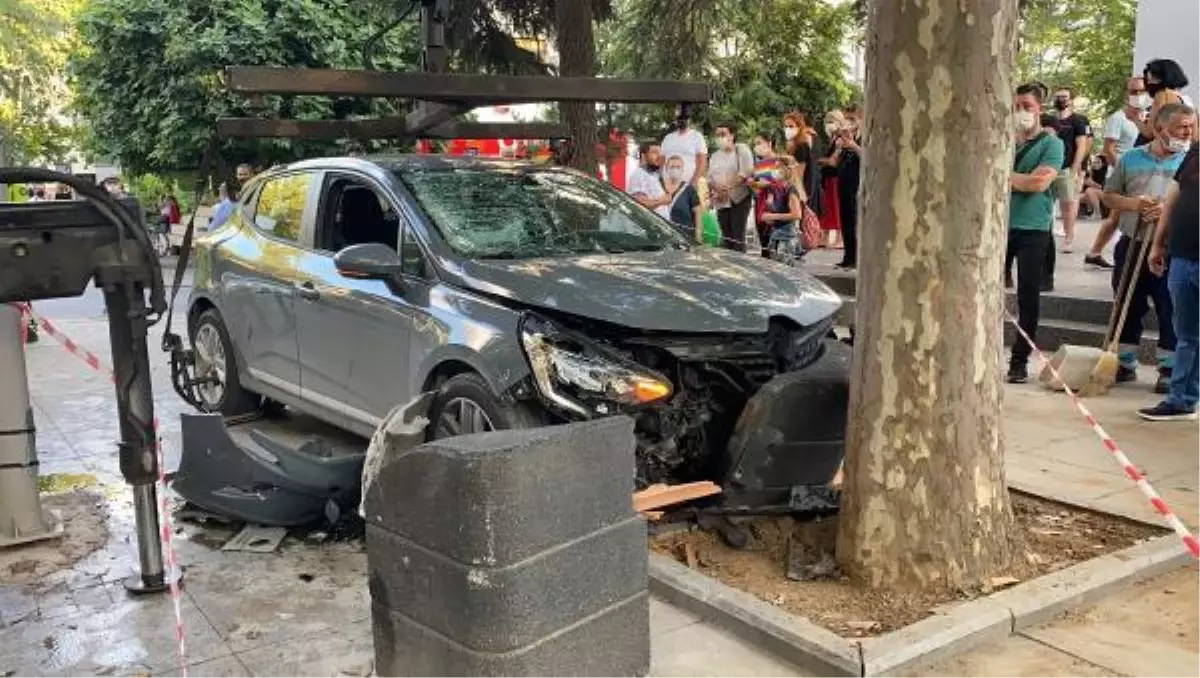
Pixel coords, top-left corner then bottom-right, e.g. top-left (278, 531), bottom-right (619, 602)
top-left (173, 413), bottom-right (365, 527)
top-left (717, 339), bottom-right (851, 516)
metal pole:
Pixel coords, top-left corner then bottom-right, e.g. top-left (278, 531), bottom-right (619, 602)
top-left (102, 286), bottom-right (168, 593)
top-left (0, 304), bottom-right (61, 547)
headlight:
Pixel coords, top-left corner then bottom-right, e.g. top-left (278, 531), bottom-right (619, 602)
top-left (520, 316), bottom-right (672, 417)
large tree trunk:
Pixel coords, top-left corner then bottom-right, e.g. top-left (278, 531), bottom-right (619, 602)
top-left (555, 0), bottom-right (600, 174)
top-left (835, 0), bottom-right (1019, 591)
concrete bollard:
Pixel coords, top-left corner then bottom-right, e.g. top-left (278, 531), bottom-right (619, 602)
top-left (363, 416), bottom-right (649, 677)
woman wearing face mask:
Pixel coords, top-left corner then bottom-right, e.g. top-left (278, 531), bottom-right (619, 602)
top-left (783, 112), bottom-right (821, 220)
top-left (817, 110), bottom-right (845, 249)
top-left (661, 154), bottom-right (703, 241)
top-left (706, 122), bottom-right (755, 251)
top-left (1140, 59), bottom-right (1192, 142)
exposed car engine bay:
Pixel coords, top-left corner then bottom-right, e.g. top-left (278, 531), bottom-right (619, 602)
top-left (517, 310), bottom-right (837, 487)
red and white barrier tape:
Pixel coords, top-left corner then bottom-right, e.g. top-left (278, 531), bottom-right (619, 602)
top-left (1005, 310), bottom-right (1199, 559)
top-left (13, 303), bottom-right (189, 674)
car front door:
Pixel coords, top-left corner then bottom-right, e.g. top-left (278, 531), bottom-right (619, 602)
top-left (221, 171), bottom-right (319, 397)
top-left (293, 172), bottom-right (433, 435)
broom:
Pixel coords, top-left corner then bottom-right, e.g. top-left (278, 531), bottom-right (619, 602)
top-left (1037, 220), bottom-right (1149, 395)
top-left (1079, 225), bottom-right (1154, 396)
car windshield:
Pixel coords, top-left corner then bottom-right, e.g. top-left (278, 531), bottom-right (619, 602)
top-left (396, 167), bottom-right (688, 259)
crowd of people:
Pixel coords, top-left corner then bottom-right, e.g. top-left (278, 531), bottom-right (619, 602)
top-left (1007, 58), bottom-right (1197, 423)
top-left (623, 58), bottom-right (1197, 423)
top-left (626, 104), bottom-right (862, 267)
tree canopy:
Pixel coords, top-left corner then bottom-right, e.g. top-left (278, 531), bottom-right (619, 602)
top-left (598, 0), bottom-right (858, 140)
top-left (1016, 0), bottom-right (1137, 118)
top-left (0, 0), bottom-right (82, 164)
top-left (69, 0), bottom-right (422, 173)
top-left (68, 0), bottom-right (856, 172)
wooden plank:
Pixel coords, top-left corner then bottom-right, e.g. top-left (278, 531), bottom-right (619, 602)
top-left (632, 481), bottom-right (722, 513)
top-left (225, 67), bottom-right (713, 104)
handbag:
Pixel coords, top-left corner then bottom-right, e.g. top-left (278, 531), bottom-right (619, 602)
top-left (800, 205), bottom-right (822, 251)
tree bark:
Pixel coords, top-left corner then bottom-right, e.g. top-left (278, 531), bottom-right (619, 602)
top-left (835, 0), bottom-right (1019, 591)
top-left (555, 0), bottom-right (600, 174)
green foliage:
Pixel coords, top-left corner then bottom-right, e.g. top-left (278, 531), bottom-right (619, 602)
top-left (0, 0), bottom-right (83, 164)
top-left (1016, 0), bottom-right (1137, 118)
top-left (597, 0), bottom-right (855, 140)
top-left (70, 0), bottom-right (422, 173)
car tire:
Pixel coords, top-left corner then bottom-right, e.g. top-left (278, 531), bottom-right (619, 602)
top-left (428, 372), bottom-right (542, 441)
top-left (190, 308), bottom-right (260, 416)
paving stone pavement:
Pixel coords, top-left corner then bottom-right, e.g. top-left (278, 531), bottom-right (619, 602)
top-left (2, 265), bottom-right (1196, 676)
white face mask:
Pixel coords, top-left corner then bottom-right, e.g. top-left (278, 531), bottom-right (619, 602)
top-left (665, 168), bottom-right (684, 181)
top-left (1168, 137), bottom-right (1191, 154)
top-left (1013, 110), bottom-right (1037, 133)
top-left (784, 127), bottom-right (798, 140)
top-left (1128, 93), bottom-right (1152, 110)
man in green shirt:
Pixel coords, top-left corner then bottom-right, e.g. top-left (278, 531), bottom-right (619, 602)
top-left (1007, 83), bottom-right (1066, 383)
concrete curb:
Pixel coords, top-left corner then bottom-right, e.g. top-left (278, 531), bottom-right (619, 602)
top-left (647, 555), bottom-right (861, 676)
top-left (648, 534), bottom-right (1191, 676)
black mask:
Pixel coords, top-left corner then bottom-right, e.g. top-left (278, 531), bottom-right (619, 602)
top-left (1053, 98), bottom-right (1070, 111)
top-left (1146, 81), bottom-right (1165, 96)
top-left (645, 161), bottom-right (660, 172)
top-left (674, 117), bottom-right (689, 130)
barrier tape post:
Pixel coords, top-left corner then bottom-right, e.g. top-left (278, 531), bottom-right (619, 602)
top-left (1005, 309), bottom-right (1199, 559)
top-left (15, 304), bottom-right (189, 674)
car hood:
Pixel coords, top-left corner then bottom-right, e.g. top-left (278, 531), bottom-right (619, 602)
top-left (441, 247), bottom-right (843, 333)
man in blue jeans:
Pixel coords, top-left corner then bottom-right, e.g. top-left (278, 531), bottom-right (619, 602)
top-left (1144, 139), bottom-right (1199, 420)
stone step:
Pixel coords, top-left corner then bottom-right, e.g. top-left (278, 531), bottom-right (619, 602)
top-left (833, 297), bottom-right (1160, 366)
top-left (817, 273), bottom-right (1161, 332)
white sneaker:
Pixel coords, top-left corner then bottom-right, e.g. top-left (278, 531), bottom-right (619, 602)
top-left (1054, 226), bottom-right (1066, 237)
top-left (1061, 239), bottom-right (1074, 253)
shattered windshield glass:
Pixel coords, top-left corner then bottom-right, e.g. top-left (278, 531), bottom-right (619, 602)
top-left (396, 168), bottom-right (688, 259)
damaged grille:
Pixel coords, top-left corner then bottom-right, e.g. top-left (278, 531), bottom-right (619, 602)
top-left (613, 316), bottom-right (834, 485)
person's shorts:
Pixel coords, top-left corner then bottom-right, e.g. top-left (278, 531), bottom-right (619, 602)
top-left (1052, 169), bottom-right (1077, 202)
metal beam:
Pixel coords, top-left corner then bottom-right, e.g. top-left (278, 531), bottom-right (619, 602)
top-left (225, 67), bottom-right (712, 104)
top-left (215, 117), bottom-right (571, 140)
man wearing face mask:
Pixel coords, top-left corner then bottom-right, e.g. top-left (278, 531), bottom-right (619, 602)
top-left (1007, 83), bottom-right (1065, 384)
top-left (1050, 87), bottom-right (1092, 257)
top-left (1085, 77), bottom-right (1152, 269)
top-left (660, 104), bottom-right (708, 187)
top-left (706, 122), bottom-right (755, 252)
top-left (1101, 103), bottom-right (1195, 393)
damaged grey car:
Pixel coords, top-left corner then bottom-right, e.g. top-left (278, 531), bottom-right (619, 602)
top-left (180, 155), bottom-right (850, 520)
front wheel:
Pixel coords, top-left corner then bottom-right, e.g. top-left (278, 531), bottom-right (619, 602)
top-left (190, 308), bottom-right (261, 416)
top-left (428, 373), bottom-right (543, 441)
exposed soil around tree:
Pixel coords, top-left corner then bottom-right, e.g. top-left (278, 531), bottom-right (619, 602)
top-left (0, 489), bottom-right (109, 586)
top-left (650, 493), bottom-right (1164, 638)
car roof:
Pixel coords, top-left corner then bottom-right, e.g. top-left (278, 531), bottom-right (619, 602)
top-left (264, 154), bottom-right (568, 176)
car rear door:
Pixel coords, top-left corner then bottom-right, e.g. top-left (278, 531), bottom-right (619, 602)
top-left (293, 171), bottom-right (432, 435)
top-left (220, 170), bottom-right (319, 397)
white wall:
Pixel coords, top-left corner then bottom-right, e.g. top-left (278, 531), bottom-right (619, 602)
top-left (1133, 0), bottom-right (1199, 104)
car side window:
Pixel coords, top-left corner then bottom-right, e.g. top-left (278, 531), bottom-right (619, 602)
top-left (400, 226), bottom-right (430, 279)
top-left (254, 173), bottom-right (313, 242)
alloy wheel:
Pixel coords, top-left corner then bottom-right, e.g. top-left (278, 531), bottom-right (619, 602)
top-left (435, 397), bottom-right (495, 438)
top-left (193, 323), bottom-right (227, 408)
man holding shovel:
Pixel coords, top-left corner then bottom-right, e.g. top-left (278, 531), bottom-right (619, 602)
top-left (1144, 140), bottom-right (1199, 421)
top-left (1101, 103), bottom-right (1194, 393)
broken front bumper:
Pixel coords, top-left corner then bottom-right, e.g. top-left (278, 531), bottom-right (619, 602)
top-left (172, 414), bottom-right (367, 527)
top-left (716, 339), bottom-right (850, 514)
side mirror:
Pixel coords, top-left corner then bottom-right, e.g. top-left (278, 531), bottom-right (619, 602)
top-left (334, 243), bottom-right (403, 280)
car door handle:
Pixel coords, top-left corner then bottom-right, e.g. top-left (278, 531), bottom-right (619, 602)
top-left (294, 281), bottom-right (320, 301)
